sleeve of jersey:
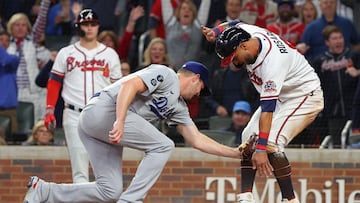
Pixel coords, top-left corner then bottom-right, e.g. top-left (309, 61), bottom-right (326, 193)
top-left (46, 72), bottom-right (64, 108)
top-left (108, 50), bottom-right (122, 82)
top-left (135, 65), bottom-right (169, 96)
top-left (260, 99), bottom-right (276, 112)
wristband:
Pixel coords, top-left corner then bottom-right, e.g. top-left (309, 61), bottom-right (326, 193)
top-left (46, 105), bottom-right (55, 114)
top-left (256, 132), bottom-right (269, 150)
top-left (212, 26), bottom-right (225, 37)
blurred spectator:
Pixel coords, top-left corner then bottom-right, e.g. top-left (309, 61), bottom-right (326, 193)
top-left (6, 0), bottom-right (50, 122)
top-left (120, 61), bottom-right (131, 76)
top-left (46, 0), bottom-right (76, 36)
top-left (311, 25), bottom-right (360, 147)
top-left (148, 0), bottom-right (184, 39)
top-left (98, 30), bottom-right (118, 50)
top-left (336, 0), bottom-right (353, 21)
top-left (36, 33), bottom-right (51, 69)
top-left (226, 101), bottom-right (252, 145)
top-left (141, 37), bottom-right (170, 68)
top-left (295, 0), bottom-right (321, 21)
top-left (295, 0), bottom-right (353, 21)
top-left (199, 0), bottom-right (242, 78)
top-left (96, 5), bottom-right (144, 71)
top-left (298, 0), bottom-right (360, 62)
top-left (0, 30), bottom-right (20, 135)
top-left (223, 0), bottom-right (242, 23)
top-left (22, 120), bottom-right (59, 146)
top-left (205, 63), bottom-right (259, 117)
top-left (267, 0), bottom-right (305, 45)
top-left (299, 0), bottom-right (318, 25)
top-left (114, 0), bottom-right (127, 36)
top-left (239, 0), bottom-right (278, 28)
top-left (164, 0), bottom-right (211, 70)
top-left (116, 5), bottom-right (145, 61)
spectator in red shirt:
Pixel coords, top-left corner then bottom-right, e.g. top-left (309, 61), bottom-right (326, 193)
top-left (267, 0), bottom-right (305, 45)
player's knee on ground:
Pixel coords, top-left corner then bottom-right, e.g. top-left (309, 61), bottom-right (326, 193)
top-left (268, 152), bottom-right (291, 179)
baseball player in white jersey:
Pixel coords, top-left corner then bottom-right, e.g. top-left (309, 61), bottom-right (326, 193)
top-left (24, 61), bottom-right (242, 203)
top-left (44, 9), bottom-right (122, 183)
top-left (202, 22), bottom-right (324, 203)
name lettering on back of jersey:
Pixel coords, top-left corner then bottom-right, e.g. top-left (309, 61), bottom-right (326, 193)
top-left (149, 97), bottom-right (175, 120)
top-left (66, 56), bottom-right (110, 77)
top-left (264, 80), bottom-right (277, 93)
top-left (266, 32), bottom-right (288, 54)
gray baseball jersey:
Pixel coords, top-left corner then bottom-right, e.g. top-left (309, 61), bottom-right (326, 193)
top-left (104, 64), bottom-right (194, 126)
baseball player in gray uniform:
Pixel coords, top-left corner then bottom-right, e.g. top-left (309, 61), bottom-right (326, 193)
top-left (202, 22), bottom-right (324, 203)
top-left (24, 61), bottom-right (242, 203)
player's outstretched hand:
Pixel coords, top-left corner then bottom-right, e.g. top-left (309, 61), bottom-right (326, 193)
top-left (201, 25), bottom-right (216, 42)
top-left (252, 151), bottom-right (273, 177)
top-left (109, 120), bottom-right (124, 144)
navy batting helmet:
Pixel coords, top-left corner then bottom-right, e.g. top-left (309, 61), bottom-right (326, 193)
top-left (215, 26), bottom-right (251, 67)
top-left (75, 9), bottom-right (99, 37)
top-left (75, 9), bottom-right (99, 26)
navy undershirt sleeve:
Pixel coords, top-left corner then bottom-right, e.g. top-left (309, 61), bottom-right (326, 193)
top-left (260, 99), bottom-right (276, 112)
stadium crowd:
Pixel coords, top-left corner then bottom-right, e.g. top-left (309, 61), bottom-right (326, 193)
top-left (0, 0), bottom-right (359, 149)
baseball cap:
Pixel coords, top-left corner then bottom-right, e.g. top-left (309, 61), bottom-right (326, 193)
top-left (232, 101), bottom-right (251, 114)
top-left (215, 26), bottom-right (251, 67)
top-left (181, 61), bottom-right (211, 96)
top-left (277, 0), bottom-right (294, 9)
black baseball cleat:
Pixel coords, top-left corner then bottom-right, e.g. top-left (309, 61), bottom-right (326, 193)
top-left (23, 176), bottom-right (43, 203)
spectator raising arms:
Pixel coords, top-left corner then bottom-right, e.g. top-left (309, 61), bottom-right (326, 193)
top-left (163, 0), bottom-right (211, 70)
top-left (6, 0), bottom-right (50, 123)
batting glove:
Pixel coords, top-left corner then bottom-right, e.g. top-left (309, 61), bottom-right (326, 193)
top-left (238, 133), bottom-right (258, 160)
top-left (44, 105), bottom-right (56, 130)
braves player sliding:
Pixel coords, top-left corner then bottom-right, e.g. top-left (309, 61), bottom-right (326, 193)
top-left (202, 21), bottom-right (324, 203)
top-left (24, 61), bottom-right (243, 203)
top-left (44, 9), bottom-right (121, 183)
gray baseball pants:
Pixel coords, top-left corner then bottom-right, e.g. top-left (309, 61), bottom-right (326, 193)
top-left (39, 92), bottom-right (175, 202)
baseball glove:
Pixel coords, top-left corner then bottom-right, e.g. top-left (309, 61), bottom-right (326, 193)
top-left (238, 133), bottom-right (258, 160)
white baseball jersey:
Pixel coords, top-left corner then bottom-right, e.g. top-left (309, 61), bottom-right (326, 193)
top-left (51, 42), bottom-right (122, 107)
top-left (235, 23), bottom-right (321, 102)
